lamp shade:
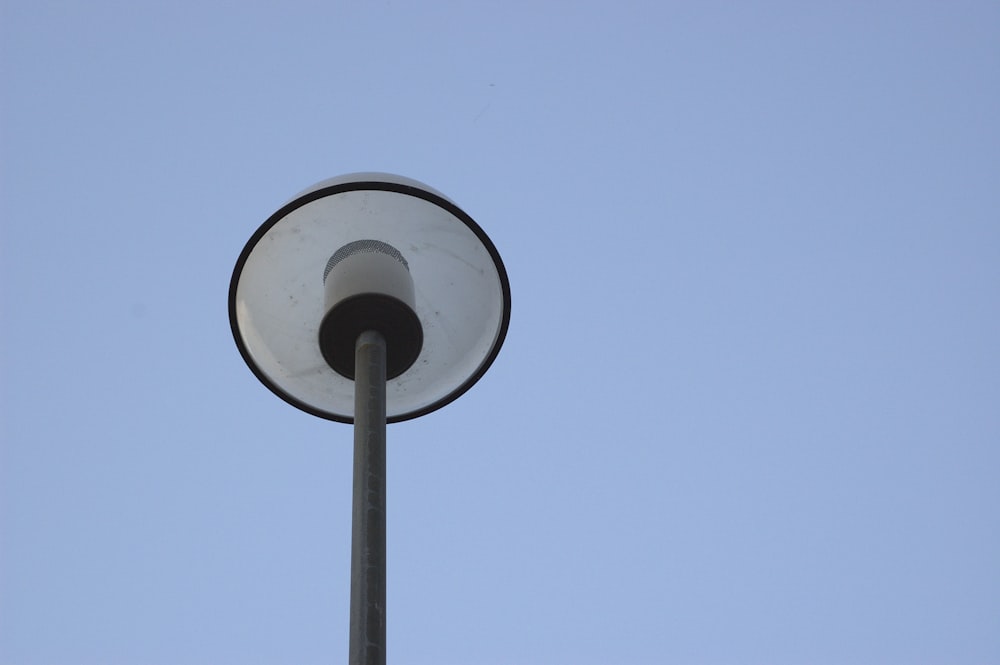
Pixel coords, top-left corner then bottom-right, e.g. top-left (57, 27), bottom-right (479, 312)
top-left (229, 173), bottom-right (511, 423)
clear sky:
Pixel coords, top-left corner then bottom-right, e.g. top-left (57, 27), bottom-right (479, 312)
top-left (2, 2), bottom-right (998, 664)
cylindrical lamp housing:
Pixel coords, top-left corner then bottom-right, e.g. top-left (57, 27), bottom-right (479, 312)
top-left (319, 240), bottom-right (422, 380)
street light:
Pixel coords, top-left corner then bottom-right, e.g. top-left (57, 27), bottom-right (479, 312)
top-left (228, 173), bottom-right (511, 665)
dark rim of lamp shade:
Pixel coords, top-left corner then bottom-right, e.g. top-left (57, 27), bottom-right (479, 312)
top-left (228, 175), bottom-right (511, 423)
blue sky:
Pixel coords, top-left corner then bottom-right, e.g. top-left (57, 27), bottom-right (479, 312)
top-left (2, 2), bottom-right (998, 664)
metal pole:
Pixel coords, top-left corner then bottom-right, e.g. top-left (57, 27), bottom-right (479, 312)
top-left (349, 330), bottom-right (387, 665)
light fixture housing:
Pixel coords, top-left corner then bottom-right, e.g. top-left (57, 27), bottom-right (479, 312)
top-left (229, 173), bottom-right (511, 423)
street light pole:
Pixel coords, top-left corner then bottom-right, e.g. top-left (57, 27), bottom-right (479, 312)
top-left (350, 330), bottom-right (387, 665)
top-left (229, 173), bottom-right (511, 664)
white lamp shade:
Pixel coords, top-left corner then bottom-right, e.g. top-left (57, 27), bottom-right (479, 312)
top-left (229, 173), bottom-right (511, 423)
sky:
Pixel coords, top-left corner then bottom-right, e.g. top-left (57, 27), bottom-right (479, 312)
top-left (1, 2), bottom-right (999, 664)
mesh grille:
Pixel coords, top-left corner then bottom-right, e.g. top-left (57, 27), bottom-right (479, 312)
top-left (324, 239), bottom-right (409, 282)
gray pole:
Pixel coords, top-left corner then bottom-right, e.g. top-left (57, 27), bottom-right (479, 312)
top-left (349, 330), bottom-right (387, 665)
